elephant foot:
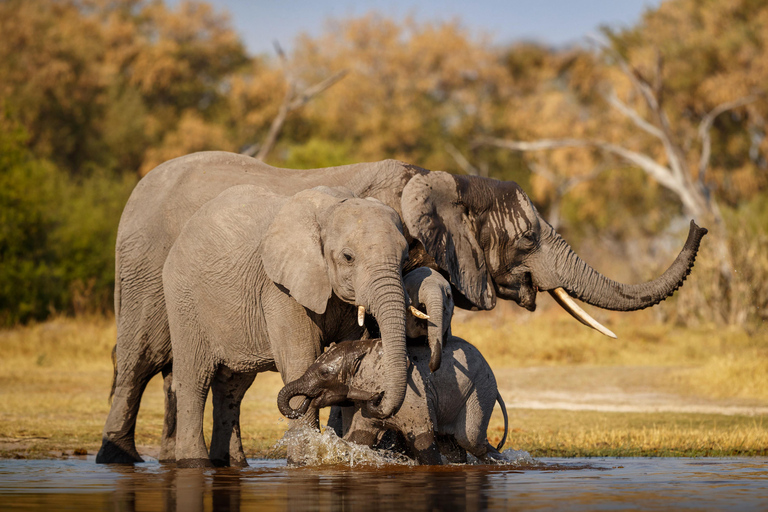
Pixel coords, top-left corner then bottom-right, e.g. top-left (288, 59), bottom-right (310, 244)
top-left (95, 439), bottom-right (144, 464)
top-left (158, 439), bottom-right (176, 463)
top-left (177, 458), bottom-right (215, 468)
top-left (211, 456), bottom-right (249, 468)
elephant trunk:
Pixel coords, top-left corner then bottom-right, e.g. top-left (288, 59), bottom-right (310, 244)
top-left (541, 220), bottom-right (707, 311)
top-left (364, 270), bottom-right (408, 419)
top-left (425, 294), bottom-right (444, 373)
top-left (277, 379), bottom-right (312, 420)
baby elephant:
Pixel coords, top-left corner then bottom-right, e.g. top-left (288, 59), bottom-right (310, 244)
top-left (278, 335), bottom-right (508, 465)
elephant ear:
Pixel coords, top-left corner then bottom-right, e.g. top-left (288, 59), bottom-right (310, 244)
top-left (401, 172), bottom-right (495, 310)
top-left (262, 187), bottom-right (352, 314)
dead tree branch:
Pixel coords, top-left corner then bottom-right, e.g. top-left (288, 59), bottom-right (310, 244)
top-left (242, 41), bottom-right (349, 161)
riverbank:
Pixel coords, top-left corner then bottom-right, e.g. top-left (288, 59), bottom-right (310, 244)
top-left (1, 313), bottom-right (766, 459)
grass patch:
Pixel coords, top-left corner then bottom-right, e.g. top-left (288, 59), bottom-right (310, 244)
top-left (453, 304), bottom-right (768, 401)
top-left (1, 314), bottom-right (766, 459)
top-left (488, 408), bottom-right (768, 458)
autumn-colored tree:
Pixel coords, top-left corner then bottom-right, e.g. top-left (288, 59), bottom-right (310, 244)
top-left (280, 14), bottom-right (526, 182)
top-left (478, 0), bottom-right (768, 326)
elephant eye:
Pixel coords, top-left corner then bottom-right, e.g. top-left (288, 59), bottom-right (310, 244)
top-left (341, 249), bottom-right (355, 264)
top-left (519, 231), bottom-right (537, 248)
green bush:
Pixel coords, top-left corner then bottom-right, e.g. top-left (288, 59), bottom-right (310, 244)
top-left (0, 117), bottom-right (136, 325)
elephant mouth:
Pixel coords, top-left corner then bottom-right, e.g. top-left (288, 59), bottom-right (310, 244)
top-left (494, 272), bottom-right (537, 312)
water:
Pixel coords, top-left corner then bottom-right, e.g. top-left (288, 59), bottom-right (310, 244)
top-left (1, 456), bottom-right (767, 511)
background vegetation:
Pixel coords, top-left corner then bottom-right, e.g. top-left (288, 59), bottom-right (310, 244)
top-left (1, 0), bottom-right (767, 327)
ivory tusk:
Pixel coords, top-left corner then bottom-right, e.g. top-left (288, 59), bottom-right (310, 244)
top-left (358, 305), bottom-right (366, 327)
top-left (549, 288), bottom-right (617, 339)
top-left (409, 305), bottom-right (430, 320)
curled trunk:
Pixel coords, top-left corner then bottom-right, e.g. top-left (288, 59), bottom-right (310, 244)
top-left (542, 220), bottom-right (707, 311)
top-left (277, 380), bottom-right (311, 419)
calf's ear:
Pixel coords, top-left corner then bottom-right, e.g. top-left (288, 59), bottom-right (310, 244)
top-left (401, 172), bottom-right (495, 310)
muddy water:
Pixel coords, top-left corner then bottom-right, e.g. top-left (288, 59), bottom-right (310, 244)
top-left (1, 456), bottom-right (767, 511)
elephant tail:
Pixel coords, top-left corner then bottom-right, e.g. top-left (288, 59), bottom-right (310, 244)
top-left (108, 344), bottom-right (117, 404)
top-left (495, 392), bottom-right (508, 452)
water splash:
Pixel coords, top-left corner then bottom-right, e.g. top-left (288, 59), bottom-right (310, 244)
top-left (274, 427), bottom-right (415, 467)
top-left (466, 448), bottom-right (537, 466)
top-left (274, 426), bottom-right (537, 467)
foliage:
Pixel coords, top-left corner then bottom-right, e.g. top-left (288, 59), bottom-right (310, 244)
top-left (0, 114), bottom-right (135, 325)
top-left (0, 0), bottom-right (766, 326)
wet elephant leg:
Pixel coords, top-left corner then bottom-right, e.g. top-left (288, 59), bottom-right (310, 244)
top-left (97, 292), bottom-right (171, 464)
top-left (326, 406), bottom-right (343, 437)
top-left (158, 363), bottom-right (177, 463)
top-left (408, 430), bottom-right (442, 465)
top-left (265, 294), bottom-right (323, 466)
top-left (210, 369), bottom-right (257, 467)
top-left (174, 351), bottom-right (216, 468)
top-left (436, 435), bottom-right (468, 464)
top-left (96, 347), bottom-right (167, 463)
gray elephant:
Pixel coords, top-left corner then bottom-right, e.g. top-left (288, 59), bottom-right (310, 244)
top-left (278, 336), bottom-right (508, 465)
top-left (98, 151), bottom-right (706, 463)
top-left (163, 184), bottom-right (412, 467)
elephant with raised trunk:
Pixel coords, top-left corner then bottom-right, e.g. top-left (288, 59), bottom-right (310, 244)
top-left (278, 336), bottom-right (509, 465)
top-left (163, 185), bottom-right (410, 467)
top-left (98, 151), bottom-right (706, 463)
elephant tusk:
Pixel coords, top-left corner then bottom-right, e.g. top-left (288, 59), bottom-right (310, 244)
top-left (549, 288), bottom-right (617, 339)
top-left (408, 305), bottom-right (430, 320)
top-left (358, 305), bottom-right (366, 327)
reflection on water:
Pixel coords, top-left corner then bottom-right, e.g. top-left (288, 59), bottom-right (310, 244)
top-left (1, 457), bottom-right (767, 511)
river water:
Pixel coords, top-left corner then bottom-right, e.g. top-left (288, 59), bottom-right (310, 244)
top-left (1, 455), bottom-right (766, 511)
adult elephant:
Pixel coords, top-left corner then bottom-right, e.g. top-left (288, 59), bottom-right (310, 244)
top-left (164, 185), bottom-right (410, 467)
top-left (97, 151), bottom-right (707, 463)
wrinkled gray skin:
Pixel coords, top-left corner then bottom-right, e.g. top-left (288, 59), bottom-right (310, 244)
top-left (98, 151), bottom-right (706, 463)
top-left (163, 185), bottom-right (408, 468)
top-left (279, 336), bottom-right (508, 465)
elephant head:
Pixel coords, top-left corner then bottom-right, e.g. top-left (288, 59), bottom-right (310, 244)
top-left (261, 187), bottom-right (409, 419)
top-left (277, 340), bottom-right (381, 419)
top-left (404, 267), bottom-right (453, 372)
top-left (402, 172), bottom-right (707, 336)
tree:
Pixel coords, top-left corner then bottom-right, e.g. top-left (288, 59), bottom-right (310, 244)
top-left (477, 0), bottom-right (768, 325)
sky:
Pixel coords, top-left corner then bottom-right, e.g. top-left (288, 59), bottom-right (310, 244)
top-left (186, 0), bottom-right (664, 56)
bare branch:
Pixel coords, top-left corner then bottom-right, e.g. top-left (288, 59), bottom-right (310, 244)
top-left (477, 136), bottom-right (708, 215)
top-left (445, 143), bottom-right (480, 176)
top-left (697, 95), bottom-right (759, 183)
top-left (246, 41), bottom-right (349, 162)
top-left (606, 90), bottom-right (664, 140)
top-left (288, 70), bottom-right (349, 111)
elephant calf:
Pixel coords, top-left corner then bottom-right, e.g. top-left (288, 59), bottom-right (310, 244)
top-left (279, 336), bottom-right (509, 465)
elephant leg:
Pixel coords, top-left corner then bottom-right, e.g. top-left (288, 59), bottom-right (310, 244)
top-left (174, 350), bottom-right (216, 468)
top-left (326, 406), bottom-right (343, 437)
top-left (158, 363), bottom-right (176, 463)
top-left (436, 435), bottom-right (468, 464)
top-left (265, 298), bottom-right (324, 465)
top-left (96, 285), bottom-right (171, 464)
top-left (405, 429), bottom-right (442, 465)
top-left (343, 414), bottom-right (380, 448)
top-left (450, 393), bottom-right (493, 461)
top-left (96, 341), bottom-right (168, 463)
top-left (210, 368), bottom-right (256, 468)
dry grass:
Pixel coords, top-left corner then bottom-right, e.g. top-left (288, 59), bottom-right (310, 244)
top-left (487, 408), bottom-right (768, 457)
top-left (0, 313), bottom-right (766, 459)
top-left (452, 301), bottom-right (768, 401)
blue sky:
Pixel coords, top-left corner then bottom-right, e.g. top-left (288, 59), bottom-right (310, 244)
top-left (189, 0), bottom-right (663, 56)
